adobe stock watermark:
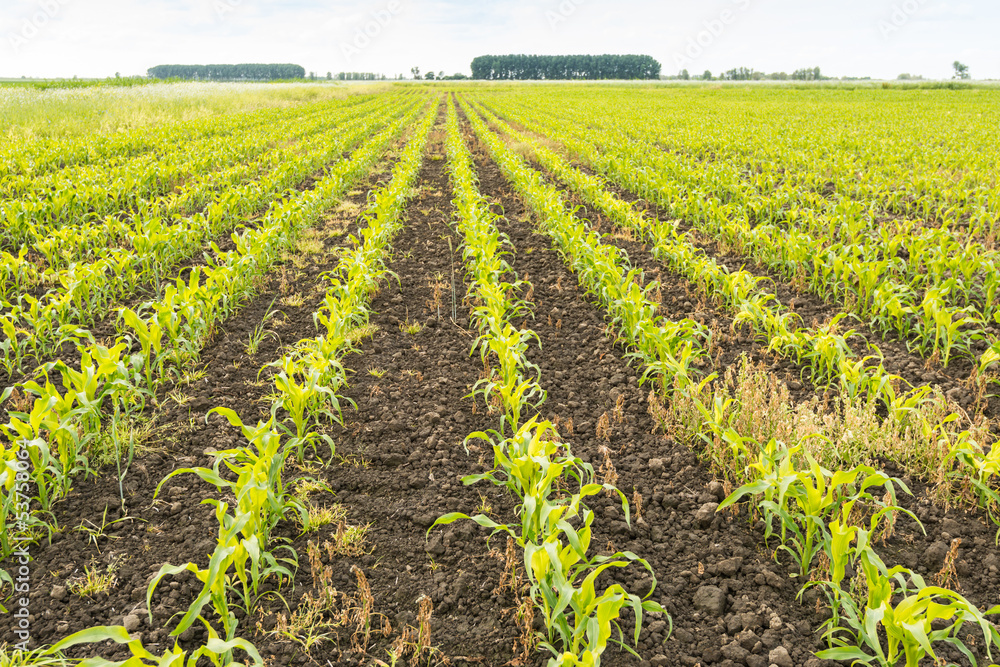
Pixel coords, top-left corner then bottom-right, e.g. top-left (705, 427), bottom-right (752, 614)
top-left (672, 0), bottom-right (752, 71)
top-left (9, 446), bottom-right (34, 651)
top-left (877, 0), bottom-right (929, 39)
top-left (546, 0), bottom-right (586, 30)
top-left (339, 1), bottom-right (404, 64)
top-left (213, 0), bottom-right (245, 22)
top-left (6, 0), bottom-right (71, 54)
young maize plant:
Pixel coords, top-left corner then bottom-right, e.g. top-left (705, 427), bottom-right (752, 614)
top-left (152, 409), bottom-right (307, 613)
top-left (0, 440), bottom-right (50, 561)
top-left (942, 438), bottom-right (1000, 541)
top-left (470, 323), bottom-right (546, 435)
top-left (809, 510), bottom-right (1000, 667)
top-left (27, 624), bottom-right (264, 667)
top-left (433, 418), bottom-right (665, 667)
top-left (717, 438), bottom-right (914, 579)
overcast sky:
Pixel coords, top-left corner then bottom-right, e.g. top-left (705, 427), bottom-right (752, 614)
top-left (1, 0), bottom-right (997, 80)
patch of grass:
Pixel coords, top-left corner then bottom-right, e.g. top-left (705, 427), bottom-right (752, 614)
top-left (178, 367), bottom-right (207, 386)
top-left (300, 505), bottom-right (347, 533)
top-left (400, 318), bottom-right (422, 335)
top-left (296, 231), bottom-right (325, 256)
top-left (75, 506), bottom-right (143, 554)
top-left (347, 323), bottom-right (379, 344)
top-left (166, 389), bottom-right (191, 406)
top-left (324, 521), bottom-right (372, 557)
top-left (280, 292), bottom-right (305, 308)
top-left (67, 556), bottom-right (123, 598)
top-left (293, 461), bottom-right (326, 476)
top-left (476, 493), bottom-right (493, 517)
top-left (89, 416), bottom-right (160, 468)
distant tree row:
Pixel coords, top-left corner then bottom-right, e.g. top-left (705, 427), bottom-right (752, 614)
top-left (470, 55), bottom-right (661, 80)
top-left (719, 66), bottom-right (826, 81)
top-left (147, 64), bottom-right (305, 81)
top-left (674, 66), bottom-right (829, 81)
top-left (336, 72), bottom-right (387, 81)
top-left (409, 68), bottom-right (468, 80)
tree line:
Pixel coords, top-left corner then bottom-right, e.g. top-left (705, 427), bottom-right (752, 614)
top-left (147, 64), bottom-right (305, 81)
top-left (673, 66), bottom-right (827, 81)
top-left (336, 72), bottom-right (388, 81)
top-left (470, 55), bottom-right (661, 80)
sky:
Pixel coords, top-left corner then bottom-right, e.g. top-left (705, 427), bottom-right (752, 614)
top-left (1, 0), bottom-right (997, 80)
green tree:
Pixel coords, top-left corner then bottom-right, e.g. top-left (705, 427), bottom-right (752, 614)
top-left (792, 67), bottom-right (823, 81)
top-left (411, 66), bottom-right (420, 79)
top-left (953, 61), bottom-right (970, 79)
top-left (723, 67), bottom-right (756, 81)
top-left (679, 68), bottom-right (690, 80)
top-left (702, 70), bottom-right (712, 80)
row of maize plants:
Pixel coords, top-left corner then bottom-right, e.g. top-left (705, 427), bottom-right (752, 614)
top-left (462, 95), bottom-right (1000, 667)
top-left (268, 98), bottom-right (436, 459)
top-left (444, 95), bottom-right (545, 436)
top-left (436, 95), bottom-right (665, 667)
